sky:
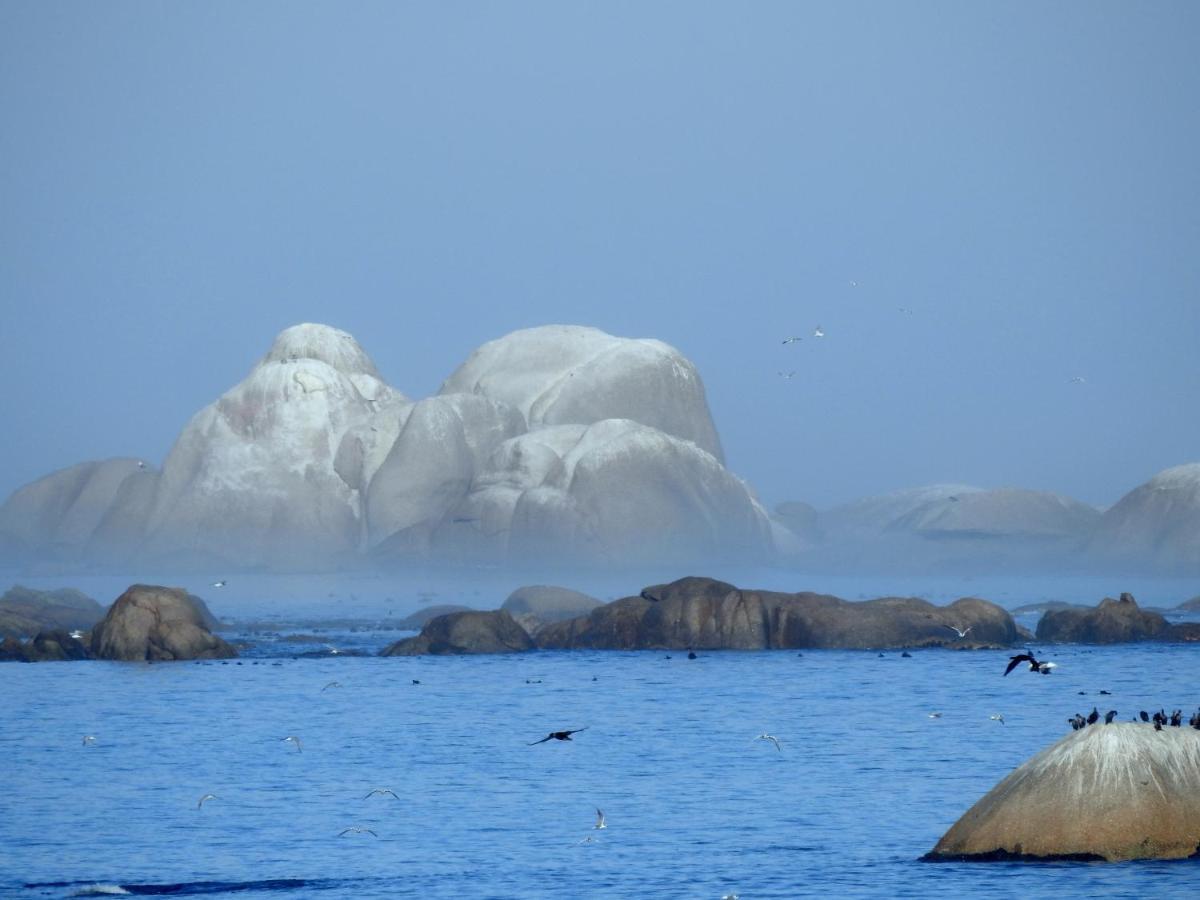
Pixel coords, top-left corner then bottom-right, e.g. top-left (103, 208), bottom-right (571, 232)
top-left (1, 1), bottom-right (1197, 512)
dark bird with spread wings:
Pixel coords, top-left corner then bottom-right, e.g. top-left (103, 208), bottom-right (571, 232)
top-left (1003, 652), bottom-right (1057, 676)
top-left (529, 728), bottom-right (588, 745)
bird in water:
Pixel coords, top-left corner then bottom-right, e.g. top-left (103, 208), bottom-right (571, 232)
top-left (687, 650), bottom-right (698, 660)
top-left (282, 735), bottom-right (302, 753)
top-left (339, 827), bottom-right (378, 838)
top-left (756, 733), bottom-right (782, 751)
top-left (928, 712), bottom-right (943, 719)
top-left (594, 809), bottom-right (607, 830)
top-left (1003, 652), bottom-right (1056, 675)
top-left (197, 793), bottom-right (217, 809)
top-left (990, 714), bottom-right (1005, 725)
top-left (363, 789), bottom-right (399, 801)
top-left (82, 735), bottom-right (96, 746)
top-left (530, 728), bottom-right (588, 745)
top-left (321, 681), bottom-right (342, 692)
top-left (944, 624), bottom-right (972, 639)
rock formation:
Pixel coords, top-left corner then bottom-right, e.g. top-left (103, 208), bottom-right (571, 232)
top-left (1036, 593), bottom-right (1167, 643)
top-left (536, 576), bottom-right (1020, 650)
top-left (90, 584), bottom-right (237, 661)
top-left (381, 610), bottom-right (534, 656)
top-left (397, 604), bottom-right (474, 630)
top-left (925, 723), bottom-right (1200, 861)
top-left (0, 585), bottom-right (104, 638)
top-left (1089, 462), bottom-right (1200, 573)
top-left (501, 584), bottom-right (601, 634)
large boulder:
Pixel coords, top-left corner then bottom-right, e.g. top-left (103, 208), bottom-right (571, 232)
top-left (1089, 463), bottom-right (1200, 573)
top-left (381, 610), bottom-right (534, 656)
top-left (501, 585), bottom-right (601, 633)
top-left (1036, 593), bottom-right (1168, 643)
top-left (925, 723), bottom-right (1200, 861)
top-left (537, 576), bottom-right (1020, 650)
top-left (438, 325), bottom-right (724, 461)
top-left (26, 630), bottom-right (93, 661)
top-left (90, 585), bottom-right (237, 661)
top-left (0, 459), bottom-right (145, 564)
top-left (0, 585), bottom-right (105, 638)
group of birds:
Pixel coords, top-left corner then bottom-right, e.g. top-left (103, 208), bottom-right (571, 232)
top-left (1067, 707), bottom-right (1200, 731)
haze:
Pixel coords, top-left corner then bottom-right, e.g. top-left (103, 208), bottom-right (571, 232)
top-left (2, 2), bottom-right (1197, 512)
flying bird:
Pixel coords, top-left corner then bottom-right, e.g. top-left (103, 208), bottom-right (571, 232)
top-left (363, 789), bottom-right (399, 801)
top-left (211, 580), bottom-right (227, 588)
top-left (197, 793), bottom-right (217, 809)
top-left (69, 630), bottom-right (85, 640)
top-left (781, 336), bottom-right (803, 344)
top-left (944, 624), bottom-right (972, 639)
top-left (1067, 376), bottom-right (1087, 384)
top-left (137, 460), bottom-right (147, 469)
top-left (322, 681), bottom-right (342, 692)
top-left (82, 735), bottom-right (96, 746)
top-left (778, 370), bottom-right (797, 379)
top-left (812, 326), bottom-right (825, 338)
top-left (338, 827), bottom-right (378, 838)
top-left (530, 728), bottom-right (588, 745)
top-left (594, 809), bottom-right (607, 830)
top-left (756, 733), bottom-right (782, 752)
top-left (1003, 652), bottom-right (1056, 676)
top-left (990, 714), bottom-right (1005, 725)
top-left (282, 735), bottom-right (302, 753)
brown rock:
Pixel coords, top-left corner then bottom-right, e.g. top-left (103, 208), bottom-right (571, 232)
top-left (501, 585), bottom-right (601, 635)
top-left (537, 576), bottom-right (1020, 650)
top-left (27, 630), bottom-right (93, 661)
top-left (382, 610), bottom-right (534, 656)
top-left (397, 604), bottom-right (473, 630)
top-left (0, 585), bottom-right (104, 638)
top-left (1036, 593), bottom-right (1167, 643)
top-left (90, 584), bottom-right (237, 661)
top-left (925, 724), bottom-right (1200, 861)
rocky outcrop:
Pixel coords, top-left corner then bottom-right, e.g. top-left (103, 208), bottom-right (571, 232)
top-left (501, 585), bottom-right (601, 634)
top-left (537, 576), bottom-right (1020, 650)
top-left (397, 604), bottom-right (474, 630)
top-left (1036, 593), bottom-right (1168, 643)
top-left (381, 610), bottom-right (534, 656)
top-left (26, 630), bottom-right (93, 661)
top-left (0, 585), bottom-right (105, 638)
top-left (1088, 463), bottom-right (1200, 573)
top-left (90, 585), bottom-right (237, 661)
top-left (925, 723), bottom-right (1200, 861)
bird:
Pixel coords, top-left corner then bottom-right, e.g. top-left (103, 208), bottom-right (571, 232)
top-left (990, 714), bottom-right (1005, 725)
top-left (211, 580), bottom-right (227, 588)
top-left (530, 728), bottom-right (587, 745)
top-left (137, 460), bottom-right (147, 469)
top-left (1104, 710), bottom-right (1118, 724)
top-left (322, 681), bottom-right (342, 692)
top-left (928, 712), bottom-right (943, 719)
top-left (1067, 376), bottom-right (1087, 384)
top-left (781, 336), bottom-right (803, 344)
top-left (197, 793), bottom-right (217, 809)
top-left (812, 326), bottom-right (825, 338)
top-left (944, 624), bottom-right (972, 639)
top-left (778, 370), bottom-right (797, 379)
top-left (1003, 652), bottom-right (1056, 676)
top-left (324, 644), bottom-right (342, 655)
top-left (1170, 710), bottom-right (1183, 727)
top-left (1086, 708), bottom-right (1099, 725)
top-left (338, 827), bottom-right (378, 838)
top-left (282, 735), bottom-right (302, 753)
top-left (756, 733), bottom-right (782, 751)
top-left (594, 809), bottom-right (607, 830)
top-left (687, 650), bottom-right (698, 660)
top-left (82, 735), bottom-right (96, 746)
top-left (1140, 710), bottom-right (1150, 722)
top-left (363, 789), bottom-right (399, 801)
top-left (69, 630), bottom-right (85, 640)
top-left (1068, 714), bottom-right (1086, 731)
top-left (898, 307), bottom-right (913, 315)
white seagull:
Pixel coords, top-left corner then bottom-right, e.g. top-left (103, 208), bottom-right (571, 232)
top-left (928, 712), bottom-right (943, 719)
top-left (211, 580), bottom-right (227, 588)
top-left (198, 793), bottom-right (217, 809)
top-left (339, 826), bottom-right (378, 838)
top-left (990, 714), bottom-right (1005, 725)
top-left (756, 733), bottom-right (782, 752)
top-left (944, 624), bottom-right (972, 639)
top-left (282, 735), bottom-right (302, 753)
top-left (594, 808), bottom-right (607, 829)
top-left (69, 630), bottom-right (85, 640)
top-left (82, 735), bottom-right (97, 746)
top-left (1067, 376), bottom-right (1087, 384)
top-left (778, 371), bottom-right (797, 379)
top-left (363, 789), bottom-right (399, 801)
top-left (812, 326), bottom-right (825, 338)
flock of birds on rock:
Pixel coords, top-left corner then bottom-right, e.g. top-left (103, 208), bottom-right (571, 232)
top-left (1067, 707), bottom-right (1200, 731)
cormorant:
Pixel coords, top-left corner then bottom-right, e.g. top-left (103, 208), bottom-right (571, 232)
top-left (530, 728), bottom-right (588, 745)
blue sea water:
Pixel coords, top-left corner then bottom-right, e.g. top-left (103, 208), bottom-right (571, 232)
top-left (3, 575), bottom-right (1200, 898)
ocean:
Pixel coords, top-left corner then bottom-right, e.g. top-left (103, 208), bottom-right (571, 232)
top-left (2, 571), bottom-right (1199, 898)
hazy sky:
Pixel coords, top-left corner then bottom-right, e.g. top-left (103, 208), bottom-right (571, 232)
top-left (2, 2), bottom-right (1197, 511)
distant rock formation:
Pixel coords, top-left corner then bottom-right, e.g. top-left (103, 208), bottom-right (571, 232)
top-left (501, 584), bottom-right (601, 634)
top-left (90, 585), bottom-right (237, 661)
top-left (397, 604), bottom-right (474, 630)
top-left (1089, 462), bottom-right (1200, 573)
top-left (381, 610), bottom-right (534, 656)
top-left (0, 585), bottom-right (104, 638)
top-left (26, 630), bottom-right (94, 661)
top-left (925, 724), bottom-right (1200, 861)
top-left (536, 576), bottom-right (1020, 650)
top-left (1035, 592), bottom-right (1186, 643)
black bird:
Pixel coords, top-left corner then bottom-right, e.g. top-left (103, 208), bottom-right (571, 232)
top-left (1152, 710), bottom-right (1165, 731)
top-left (1086, 707), bottom-right (1099, 726)
top-left (1170, 710), bottom-right (1182, 727)
top-left (1140, 710), bottom-right (1150, 722)
top-left (1068, 714), bottom-right (1086, 731)
top-left (1104, 710), bottom-right (1118, 724)
top-left (687, 650), bottom-right (698, 660)
top-left (1099, 690), bottom-right (1112, 695)
top-left (1189, 710), bottom-right (1200, 729)
top-left (1004, 652), bottom-right (1056, 676)
top-left (530, 728), bottom-right (588, 745)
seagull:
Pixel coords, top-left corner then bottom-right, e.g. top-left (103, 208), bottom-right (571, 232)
top-left (944, 624), bottom-right (972, 639)
top-left (363, 789), bottom-right (399, 801)
top-left (324, 644), bottom-right (342, 655)
top-left (530, 728), bottom-right (587, 745)
top-left (137, 460), bottom-right (147, 469)
top-left (69, 630), bottom-right (85, 640)
top-left (282, 735), bottom-right (302, 753)
top-left (812, 326), bottom-right (825, 338)
top-left (82, 735), bottom-right (96, 746)
top-left (778, 370), bottom-right (797, 379)
top-left (577, 836), bottom-right (598, 844)
top-left (898, 307), bottom-right (913, 314)
top-left (338, 827), bottom-right (378, 838)
top-left (211, 580), bottom-right (227, 588)
top-left (990, 714), bottom-right (1005, 725)
top-left (322, 681), bottom-right (342, 692)
top-left (594, 809), bottom-right (607, 829)
top-left (928, 712), bottom-right (943, 719)
top-left (781, 336), bottom-right (803, 344)
top-left (1003, 652), bottom-right (1056, 676)
top-left (198, 793), bottom-right (217, 809)
top-left (1067, 376), bottom-right (1087, 384)
top-left (756, 733), bottom-right (782, 752)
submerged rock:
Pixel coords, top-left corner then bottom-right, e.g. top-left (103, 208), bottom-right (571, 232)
top-left (1036, 593), bottom-right (1167, 643)
top-left (381, 610), bottom-right (534, 656)
top-left (925, 723), bottom-right (1200, 861)
top-left (536, 576), bottom-right (1020, 650)
top-left (91, 584), bottom-right (237, 661)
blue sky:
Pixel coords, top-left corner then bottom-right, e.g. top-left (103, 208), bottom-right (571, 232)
top-left (2, 1), bottom-right (1197, 509)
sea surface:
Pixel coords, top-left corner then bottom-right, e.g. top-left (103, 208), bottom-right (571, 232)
top-left (3, 572), bottom-right (1200, 898)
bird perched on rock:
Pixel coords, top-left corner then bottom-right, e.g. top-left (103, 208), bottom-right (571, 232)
top-left (1104, 710), bottom-right (1118, 724)
top-left (530, 728), bottom-right (587, 745)
top-left (1087, 708), bottom-right (1099, 726)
